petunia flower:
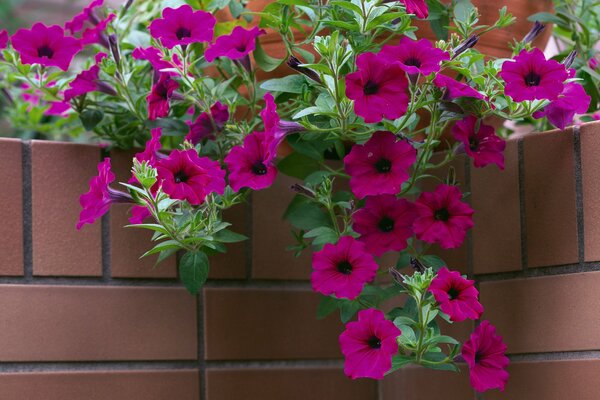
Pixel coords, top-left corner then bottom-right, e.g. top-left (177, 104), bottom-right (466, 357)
top-left (380, 37), bottom-right (449, 76)
top-left (64, 56), bottom-right (117, 101)
top-left (224, 131), bottom-right (277, 192)
top-left (429, 267), bottom-right (483, 322)
top-left (185, 102), bottom-right (229, 145)
top-left (462, 320), bottom-right (509, 392)
top-left (65, 0), bottom-right (104, 34)
top-left (345, 52), bottom-right (410, 123)
top-left (78, 158), bottom-right (133, 229)
top-left (129, 127), bottom-right (165, 184)
top-left (352, 195), bottom-right (416, 256)
top-left (413, 184), bottom-right (474, 249)
top-left (433, 74), bottom-right (484, 100)
top-left (344, 131), bottom-right (416, 199)
top-left (452, 116), bottom-right (506, 169)
top-left (155, 149), bottom-right (226, 205)
top-left (590, 57), bottom-right (599, 71)
top-left (147, 73), bottom-right (179, 120)
top-left (339, 308), bottom-right (402, 380)
top-left (533, 82), bottom-right (591, 130)
top-left (499, 48), bottom-right (568, 102)
top-left (132, 46), bottom-right (183, 76)
top-left (45, 101), bottom-right (71, 116)
top-left (400, 0), bottom-right (428, 18)
top-left (148, 5), bottom-right (215, 49)
top-left (311, 236), bottom-right (379, 300)
top-left (0, 30), bottom-right (8, 49)
top-left (80, 12), bottom-right (115, 46)
top-left (11, 23), bottom-right (82, 71)
top-left (129, 205), bottom-right (151, 225)
top-left (204, 26), bottom-right (265, 62)
top-left (261, 92), bottom-right (304, 146)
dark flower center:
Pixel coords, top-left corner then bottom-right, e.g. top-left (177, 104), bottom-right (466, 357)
top-left (404, 56), bottom-right (422, 68)
top-left (336, 260), bottom-right (353, 275)
top-left (469, 136), bottom-right (479, 151)
top-left (176, 26), bottom-right (192, 40)
top-left (251, 161), bottom-right (267, 176)
top-left (174, 170), bottom-right (188, 183)
top-left (475, 351), bottom-right (484, 363)
top-left (524, 71), bottom-right (541, 87)
top-left (37, 45), bottom-right (54, 59)
top-left (368, 336), bottom-right (382, 349)
top-left (374, 158), bottom-right (392, 173)
top-left (378, 217), bottom-right (395, 232)
top-left (434, 208), bottom-right (450, 221)
top-left (235, 44), bottom-right (247, 52)
top-left (363, 80), bottom-right (379, 95)
top-left (447, 286), bottom-right (460, 300)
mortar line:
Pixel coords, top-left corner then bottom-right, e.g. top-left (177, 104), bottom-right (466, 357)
top-left (573, 125), bottom-right (585, 266)
top-left (509, 350), bottom-right (600, 362)
top-left (22, 141), bottom-right (33, 281)
top-left (475, 261), bottom-right (600, 282)
top-left (0, 360), bottom-right (199, 373)
top-left (197, 291), bottom-right (206, 400)
top-left (245, 193), bottom-right (253, 280)
top-left (517, 138), bottom-right (528, 271)
top-left (204, 359), bottom-right (344, 369)
top-left (101, 211), bottom-right (111, 281)
top-left (465, 156), bottom-right (474, 278)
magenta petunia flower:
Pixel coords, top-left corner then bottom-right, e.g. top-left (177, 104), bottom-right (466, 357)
top-left (155, 149), bottom-right (226, 205)
top-left (78, 158), bottom-right (132, 229)
top-left (45, 101), bottom-right (71, 116)
top-left (261, 92), bottom-right (303, 145)
top-left (311, 236), bottom-right (379, 300)
top-left (185, 102), bottom-right (229, 144)
top-left (65, 0), bottom-right (103, 34)
top-left (413, 184), bottom-right (474, 249)
top-left (11, 23), bottom-right (82, 71)
top-left (0, 30), bottom-right (8, 49)
top-left (224, 131), bottom-right (277, 192)
top-left (590, 57), bottom-right (599, 71)
top-left (533, 82), bottom-right (591, 130)
top-left (433, 74), bottom-right (484, 100)
top-left (452, 116), bottom-right (506, 169)
top-left (400, 0), bottom-right (428, 18)
top-left (147, 73), bottom-right (179, 120)
top-left (339, 308), bottom-right (401, 380)
top-left (204, 26), bottom-right (265, 62)
top-left (64, 58), bottom-right (117, 101)
top-left (132, 46), bottom-right (183, 76)
top-left (352, 195), bottom-right (416, 256)
top-left (462, 320), bottom-right (509, 392)
top-left (80, 12), bottom-right (115, 46)
top-left (344, 131), bottom-right (416, 199)
top-left (129, 205), bottom-right (151, 225)
top-left (380, 37), bottom-right (449, 76)
top-left (129, 127), bottom-right (165, 184)
top-left (148, 5), bottom-right (215, 49)
top-left (429, 267), bottom-right (483, 322)
top-left (499, 48), bottom-right (568, 102)
top-left (345, 52), bottom-right (410, 123)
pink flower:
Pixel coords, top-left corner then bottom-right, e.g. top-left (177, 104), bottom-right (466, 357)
top-left (344, 131), bottom-right (416, 199)
top-left (593, 112), bottom-right (600, 121)
top-left (132, 46), bottom-right (183, 76)
top-left (185, 102), bottom-right (229, 144)
top-left (429, 267), bottom-right (483, 322)
top-left (129, 127), bottom-right (165, 184)
top-left (147, 73), bottom-right (179, 120)
top-left (155, 149), bottom-right (226, 205)
top-left (413, 184), bottom-right (474, 249)
top-left (81, 13), bottom-right (115, 46)
top-left (129, 205), bottom-right (151, 225)
top-left (339, 308), bottom-right (401, 380)
top-left (452, 116), bottom-right (505, 169)
top-left (433, 74), bottom-right (484, 100)
top-left (500, 48), bottom-right (568, 102)
top-left (65, 0), bottom-right (103, 34)
top-left (589, 57), bottom-right (599, 70)
top-left (205, 26), bottom-right (265, 62)
top-left (311, 236), bottom-right (379, 300)
top-left (462, 321), bottom-right (509, 393)
top-left (64, 59), bottom-right (117, 101)
top-left (380, 37), bottom-right (448, 76)
top-left (45, 101), bottom-right (70, 116)
top-left (78, 158), bottom-right (132, 229)
top-left (345, 52), bottom-right (410, 123)
top-left (0, 30), bottom-right (8, 49)
top-left (11, 23), bottom-right (81, 71)
top-left (261, 92), bottom-right (303, 145)
top-left (224, 131), bottom-right (277, 192)
top-left (400, 0), bottom-right (428, 18)
top-left (352, 195), bottom-right (416, 256)
top-left (148, 5), bottom-right (215, 49)
top-left (533, 82), bottom-right (591, 130)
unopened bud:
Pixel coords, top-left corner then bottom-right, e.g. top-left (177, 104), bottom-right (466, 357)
top-left (562, 50), bottom-right (577, 70)
top-left (522, 21), bottom-right (546, 44)
top-left (452, 35), bottom-right (478, 59)
top-left (290, 183), bottom-right (315, 198)
top-left (108, 34), bottom-right (121, 65)
top-left (286, 56), bottom-right (322, 84)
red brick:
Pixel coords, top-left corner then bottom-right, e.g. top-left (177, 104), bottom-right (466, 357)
top-left (209, 203), bottom-right (248, 279)
top-left (0, 285), bottom-right (197, 361)
top-left (0, 139), bottom-right (23, 276)
top-left (204, 288), bottom-right (342, 360)
top-left (479, 271), bottom-right (600, 354)
top-left (523, 129), bottom-right (578, 267)
top-left (206, 368), bottom-right (376, 400)
top-left (472, 139), bottom-right (521, 274)
top-left (0, 370), bottom-right (199, 400)
top-left (579, 121), bottom-right (600, 262)
top-left (487, 359), bottom-right (600, 400)
top-left (381, 365), bottom-right (474, 400)
top-left (32, 141), bottom-right (102, 276)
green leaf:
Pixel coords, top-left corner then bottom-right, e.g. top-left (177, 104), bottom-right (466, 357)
top-left (421, 255), bottom-right (446, 270)
top-left (304, 226), bottom-right (338, 247)
top-left (179, 251), bottom-right (210, 295)
top-left (125, 223), bottom-right (170, 235)
top-left (156, 248), bottom-right (178, 265)
top-left (277, 152), bottom-right (321, 179)
top-left (340, 301), bottom-right (362, 323)
top-left (253, 40), bottom-right (284, 72)
top-left (527, 12), bottom-right (567, 26)
top-left (141, 240), bottom-right (182, 258)
top-left (260, 75), bottom-right (307, 94)
top-left (387, 355), bottom-right (413, 374)
top-left (214, 229), bottom-right (248, 243)
top-left (79, 109), bottom-right (104, 131)
top-left (284, 196), bottom-right (332, 230)
top-left (317, 296), bottom-right (342, 319)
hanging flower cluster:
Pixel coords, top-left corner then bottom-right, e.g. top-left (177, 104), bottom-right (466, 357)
top-left (2, 0), bottom-right (599, 394)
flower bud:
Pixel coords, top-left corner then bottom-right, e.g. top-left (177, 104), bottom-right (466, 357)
top-left (286, 56), bottom-right (322, 84)
top-left (562, 50), bottom-right (577, 70)
top-left (108, 33), bottom-right (121, 65)
top-left (522, 21), bottom-right (546, 44)
top-left (452, 35), bottom-right (478, 59)
top-left (290, 183), bottom-right (315, 198)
